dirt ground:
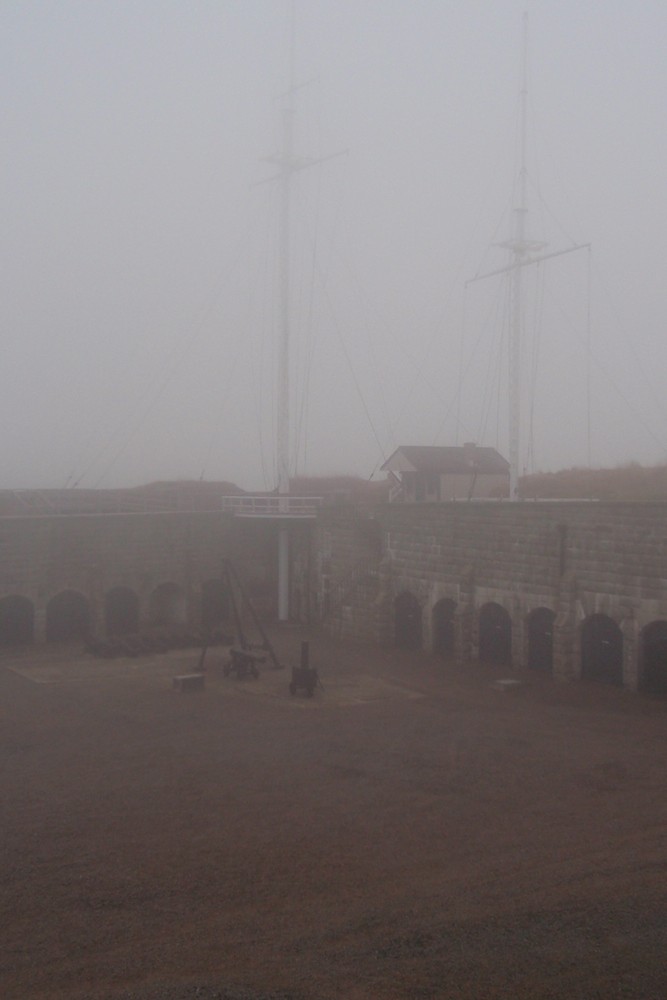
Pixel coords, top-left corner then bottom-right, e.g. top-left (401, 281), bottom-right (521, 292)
top-left (2, 629), bottom-right (667, 1000)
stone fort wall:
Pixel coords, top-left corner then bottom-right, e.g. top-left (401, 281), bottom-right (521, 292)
top-left (313, 502), bottom-right (667, 691)
top-left (2, 501), bottom-right (667, 691)
top-left (0, 511), bottom-right (284, 641)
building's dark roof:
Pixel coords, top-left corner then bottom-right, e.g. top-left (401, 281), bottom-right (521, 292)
top-left (382, 445), bottom-right (509, 475)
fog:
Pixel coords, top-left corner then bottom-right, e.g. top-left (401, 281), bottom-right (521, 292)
top-left (2, 1), bottom-right (666, 490)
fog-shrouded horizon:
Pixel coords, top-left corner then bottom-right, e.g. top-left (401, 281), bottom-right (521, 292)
top-left (2, 1), bottom-right (667, 492)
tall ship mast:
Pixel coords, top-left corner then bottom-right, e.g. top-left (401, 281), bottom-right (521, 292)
top-left (469, 12), bottom-right (589, 499)
top-left (262, 10), bottom-right (341, 618)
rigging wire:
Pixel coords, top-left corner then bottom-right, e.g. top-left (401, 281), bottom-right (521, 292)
top-left (526, 261), bottom-right (546, 473)
top-left (527, 173), bottom-right (580, 249)
top-left (336, 239), bottom-right (396, 452)
top-left (199, 191), bottom-right (275, 483)
top-left (298, 173), bottom-right (402, 469)
top-left (586, 246), bottom-right (592, 468)
top-left (528, 103), bottom-right (587, 251)
top-left (476, 277), bottom-right (508, 446)
top-left (62, 126), bottom-right (265, 489)
top-left (369, 104), bottom-right (519, 459)
top-left (73, 217), bottom-right (257, 489)
top-left (292, 176), bottom-right (406, 480)
top-left (587, 254), bottom-right (666, 455)
top-left (296, 85), bottom-right (344, 477)
top-left (455, 291), bottom-right (466, 446)
top-left (313, 256), bottom-right (388, 466)
top-left (496, 296), bottom-right (507, 451)
top-left (258, 181), bottom-right (280, 490)
top-left (432, 276), bottom-right (507, 446)
top-left (298, 169), bottom-right (346, 477)
top-left (292, 164), bottom-right (324, 478)
top-left (526, 51), bottom-right (660, 464)
top-left (546, 287), bottom-right (667, 455)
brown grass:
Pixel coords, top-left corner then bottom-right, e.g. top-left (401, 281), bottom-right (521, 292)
top-left (520, 462), bottom-right (667, 500)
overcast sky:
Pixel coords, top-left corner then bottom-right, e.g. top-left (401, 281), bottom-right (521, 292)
top-left (2, 0), bottom-right (666, 490)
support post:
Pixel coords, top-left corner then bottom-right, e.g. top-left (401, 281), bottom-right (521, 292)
top-left (278, 527), bottom-right (289, 621)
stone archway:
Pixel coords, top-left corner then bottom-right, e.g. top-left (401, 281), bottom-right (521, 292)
top-left (105, 587), bottom-right (139, 636)
top-left (581, 613), bottom-right (623, 685)
top-left (394, 591), bottom-right (422, 650)
top-left (527, 607), bottom-right (555, 672)
top-left (640, 620), bottom-right (667, 696)
top-left (201, 578), bottom-right (230, 632)
top-left (432, 598), bottom-right (456, 657)
top-left (149, 583), bottom-right (186, 627)
top-left (479, 602), bottom-right (511, 666)
top-left (0, 595), bottom-right (35, 645)
top-left (46, 590), bottom-right (91, 642)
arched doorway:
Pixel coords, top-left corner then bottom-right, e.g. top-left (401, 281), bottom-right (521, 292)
top-left (432, 598), bottom-right (456, 657)
top-left (149, 583), bottom-right (186, 627)
top-left (527, 607), bottom-right (555, 672)
top-left (394, 592), bottom-right (422, 650)
top-left (201, 578), bottom-right (230, 632)
top-left (105, 587), bottom-right (139, 636)
top-left (640, 620), bottom-right (667, 696)
top-left (0, 595), bottom-right (35, 645)
top-left (581, 614), bottom-right (623, 685)
top-left (46, 590), bottom-right (91, 642)
top-left (479, 602), bottom-right (511, 666)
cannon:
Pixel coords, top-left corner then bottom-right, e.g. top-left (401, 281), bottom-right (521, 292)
top-left (289, 641), bottom-right (319, 697)
top-left (224, 646), bottom-right (265, 680)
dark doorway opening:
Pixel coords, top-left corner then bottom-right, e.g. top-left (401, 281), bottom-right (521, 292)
top-left (105, 587), bottom-right (139, 636)
top-left (479, 602), bottom-right (512, 666)
top-left (201, 578), bottom-right (230, 632)
top-left (394, 592), bottom-right (422, 650)
top-left (432, 598), bottom-right (456, 657)
top-left (581, 614), bottom-right (623, 685)
top-left (46, 590), bottom-right (91, 643)
top-left (149, 583), bottom-right (186, 627)
top-left (0, 595), bottom-right (34, 645)
top-left (640, 620), bottom-right (667, 696)
top-left (527, 607), bottom-right (555, 672)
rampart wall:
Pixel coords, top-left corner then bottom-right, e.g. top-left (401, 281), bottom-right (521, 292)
top-left (314, 502), bottom-right (667, 691)
top-left (0, 511), bottom-right (283, 640)
top-left (2, 501), bottom-right (667, 692)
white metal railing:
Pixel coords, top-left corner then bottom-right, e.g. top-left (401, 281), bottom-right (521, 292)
top-left (220, 495), bottom-right (323, 518)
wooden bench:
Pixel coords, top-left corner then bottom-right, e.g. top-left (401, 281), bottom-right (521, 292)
top-left (173, 673), bottom-right (205, 692)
